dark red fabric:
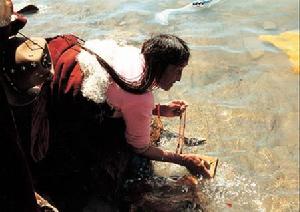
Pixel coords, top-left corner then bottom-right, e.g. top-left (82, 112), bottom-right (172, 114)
top-left (47, 35), bottom-right (79, 66)
top-left (29, 35), bottom-right (83, 162)
top-left (47, 35), bottom-right (83, 97)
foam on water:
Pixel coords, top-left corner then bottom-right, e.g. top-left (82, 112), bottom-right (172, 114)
top-left (200, 162), bottom-right (264, 211)
top-left (155, 0), bottom-right (225, 25)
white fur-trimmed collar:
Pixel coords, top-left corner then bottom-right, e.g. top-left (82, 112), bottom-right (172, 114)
top-left (77, 39), bottom-right (116, 103)
top-left (77, 39), bottom-right (144, 104)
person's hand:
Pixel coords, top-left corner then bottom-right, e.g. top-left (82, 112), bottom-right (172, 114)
top-left (181, 154), bottom-right (212, 178)
top-left (160, 100), bottom-right (188, 117)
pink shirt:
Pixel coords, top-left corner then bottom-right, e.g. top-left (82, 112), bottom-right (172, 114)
top-left (105, 46), bottom-right (154, 152)
top-left (106, 83), bottom-right (154, 151)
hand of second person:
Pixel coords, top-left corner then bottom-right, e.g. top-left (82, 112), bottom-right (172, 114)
top-left (181, 154), bottom-right (212, 178)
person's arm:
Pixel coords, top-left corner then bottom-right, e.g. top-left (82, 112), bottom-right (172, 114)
top-left (150, 100), bottom-right (213, 178)
top-left (140, 145), bottom-right (212, 178)
top-left (118, 93), bottom-right (210, 177)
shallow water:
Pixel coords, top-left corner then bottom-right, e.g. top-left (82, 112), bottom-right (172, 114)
top-left (14, 0), bottom-right (299, 211)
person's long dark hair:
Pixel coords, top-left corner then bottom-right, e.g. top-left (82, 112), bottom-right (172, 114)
top-left (141, 34), bottom-right (190, 89)
top-left (101, 34), bottom-right (190, 94)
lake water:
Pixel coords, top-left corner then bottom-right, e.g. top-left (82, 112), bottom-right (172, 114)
top-left (14, 0), bottom-right (299, 211)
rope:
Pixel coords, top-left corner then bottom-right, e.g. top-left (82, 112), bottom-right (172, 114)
top-left (18, 32), bottom-right (45, 50)
top-left (176, 109), bottom-right (186, 154)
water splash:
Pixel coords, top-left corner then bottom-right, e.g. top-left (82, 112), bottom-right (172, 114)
top-left (200, 162), bottom-right (264, 211)
top-left (155, 0), bottom-right (224, 25)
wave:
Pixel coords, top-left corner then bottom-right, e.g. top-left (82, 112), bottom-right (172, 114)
top-left (155, 0), bottom-right (224, 25)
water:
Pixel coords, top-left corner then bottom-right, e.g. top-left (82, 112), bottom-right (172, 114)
top-left (14, 0), bottom-right (299, 211)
